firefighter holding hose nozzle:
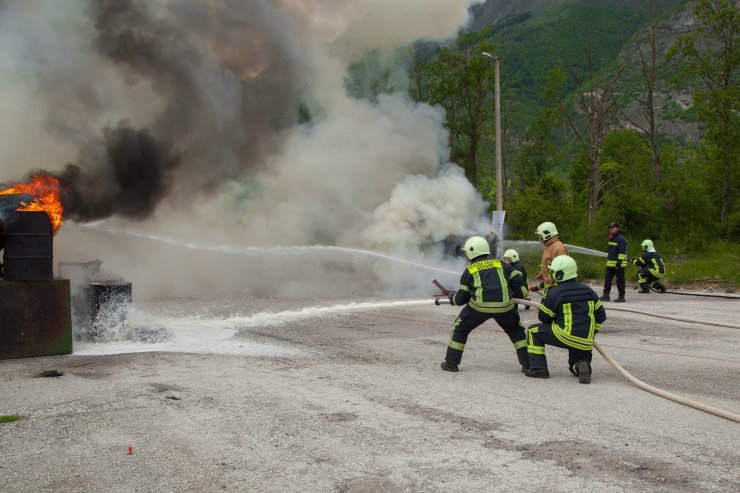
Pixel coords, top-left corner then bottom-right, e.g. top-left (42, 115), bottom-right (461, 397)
top-left (531, 222), bottom-right (569, 293)
top-left (629, 239), bottom-right (666, 293)
top-left (525, 255), bottom-right (606, 383)
top-left (440, 236), bottom-right (529, 373)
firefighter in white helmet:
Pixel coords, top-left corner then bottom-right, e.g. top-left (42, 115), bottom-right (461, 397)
top-left (628, 239), bottom-right (666, 293)
top-left (532, 222), bottom-right (569, 292)
top-left (502, 248), bottom-right (531, 309)
top-left (525, 255), bottom-right (606, 383)
top-left (441, 236), bottom-right (529, 373)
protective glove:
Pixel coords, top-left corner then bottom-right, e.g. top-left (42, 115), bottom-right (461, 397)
top-left (627, 257), bottom-right (634, 264)
top-left (447, 291), bottom-right (457, 304)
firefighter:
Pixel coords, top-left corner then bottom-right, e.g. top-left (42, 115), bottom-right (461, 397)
top-left (503, 248), bottom-right (531, 309)
top-left (629, 239), bottom-right (666, 293)
top-left (524, 255), bottom-right (606, 384)
top-left (601, 222), bottom-right (628, 302)
top-left (531, 222), bottom-right (569, 292)
top-left (441, 236), bottom-right (529, 373)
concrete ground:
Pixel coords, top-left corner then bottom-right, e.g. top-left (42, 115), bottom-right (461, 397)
top-left (1, 288), bottom-right (738, 492)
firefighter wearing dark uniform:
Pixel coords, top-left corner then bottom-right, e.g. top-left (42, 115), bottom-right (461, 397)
top-left (630, 239), bottom-right (666, 293)
top-left (601, 222), bottom-right (627, 302)
top-left (525, 255), bottom-right (606, 384)
top-left (503, 248), bottom-right (531, 310)
top-left (441, 236), bottom-right (529, 373)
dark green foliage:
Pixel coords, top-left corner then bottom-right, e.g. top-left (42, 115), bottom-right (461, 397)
top-left (0, 415), bottom-right (19, 424)
top-left (338, 0), bottom-right (735, 283)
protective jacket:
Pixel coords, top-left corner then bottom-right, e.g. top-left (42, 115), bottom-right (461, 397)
top-left (538, 279), bottom-right (606, 351)
top-left (633, 251), bottom-right (665, 278)
top-left (606, 232), bottom-right (627, 268)
top-left (450, 256), bottom-right (524, 313)
top-left (538, 236), bottom-right (569, 281)
top-left (509, 260), bottom-right (529, 299)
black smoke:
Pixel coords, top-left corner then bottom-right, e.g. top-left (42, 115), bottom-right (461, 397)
top-left (2, 0), bottom-right (304, 226)
top-left (54, 122), bottom-right (179, 222)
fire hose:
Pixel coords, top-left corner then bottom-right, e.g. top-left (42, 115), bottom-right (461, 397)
top-left (433, 284), bottom-right (740, 423)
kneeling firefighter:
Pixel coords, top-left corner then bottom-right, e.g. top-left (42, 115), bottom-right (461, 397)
top-left (525, 255), bottom-right (606, 384)
top-left (629, 239), bottom-right (666, 293)
top-left (441, 236), bottom-right (529, 373)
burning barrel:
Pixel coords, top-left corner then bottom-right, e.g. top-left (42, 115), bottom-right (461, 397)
top-left (2, 210), bottom-right (53, 281)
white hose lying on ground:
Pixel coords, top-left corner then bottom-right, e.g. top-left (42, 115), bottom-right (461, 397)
top-left (512, 297), bottom-right (740, 423)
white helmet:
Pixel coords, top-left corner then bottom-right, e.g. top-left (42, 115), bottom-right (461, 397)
top-left (641, 239), bottom-right (654, 251)
top-left (536, 222), bottom-right (558, 241)
top-left (503, 249), bottom-right (519, 263)
top-left (462, 236), bottom-right (490, 260)
top-left (548, 255), bottom-right (578, 282)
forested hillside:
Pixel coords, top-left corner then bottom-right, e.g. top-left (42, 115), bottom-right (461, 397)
top-left (344, 0), bottom-right (737, 283)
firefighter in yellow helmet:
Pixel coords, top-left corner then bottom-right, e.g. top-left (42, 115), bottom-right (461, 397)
top-left (531, 222), bottom-right (569, 292)
top-left (502, 248), bottom-right (531, 309)
top-left (525, 255), bottom-right (606, 383)
top-left (441, 236), bottom-right (529, 373)
top-left (629, 239), bottom-right (666, 293)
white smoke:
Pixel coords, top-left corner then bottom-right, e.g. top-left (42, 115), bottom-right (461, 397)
top-left (0, 0), bottom-right (488, 298)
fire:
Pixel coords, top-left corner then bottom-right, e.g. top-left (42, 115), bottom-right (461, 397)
top-left (0, 175), bottom-right (64, 234)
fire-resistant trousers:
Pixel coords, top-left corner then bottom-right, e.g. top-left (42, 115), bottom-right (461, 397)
top-left (527, 323), bottom-right (592, 375)
top-left (445, 304), bottom-right (528, 368)
top-left (603, 266), bottom-right (625, 297)
top-left (637, 268), bottom-right (663, 290)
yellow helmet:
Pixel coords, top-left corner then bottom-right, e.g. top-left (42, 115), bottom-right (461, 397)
top-left (641, 239), bottom-right (654, 251)
top-left (462, 236), bottom-right (490, 260)
top-left (548, 255), bottom-right (578, 282)
top-left (535, 222), bottom-right (558, 241)
top-left (503, 249), bottom-right (519, 263)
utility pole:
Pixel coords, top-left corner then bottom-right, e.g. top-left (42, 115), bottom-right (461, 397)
top-left (482, 52), bottom-right (504, 256)
top-left (481, 52), bottom-right (502, 212)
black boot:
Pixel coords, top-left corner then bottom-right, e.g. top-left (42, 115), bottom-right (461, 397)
top-left (524, 367), bottom-right (549, 378)
top-left (576, 360), bottom-right (591, 384)
top-left (516, 348), bottom-right (529, 373)
top-left (599, 294), bottom-right (610, 302)
top-left (440, 360), bottom-right (459, 372)
top-left (614, 296), bottom-right (626, 303)
top-left (639, 287), bottom-right (650, 293)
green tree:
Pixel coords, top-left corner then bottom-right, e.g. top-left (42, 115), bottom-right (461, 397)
top-left (669, 0), bottom-right (739, 237)
top-left (556, 48), bottom-right (626, 226)
top-left (514, 67), bottom-right (567, 187)
top-left (424, 34), bottom-right (498, 188)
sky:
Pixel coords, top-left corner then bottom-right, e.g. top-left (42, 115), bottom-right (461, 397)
top-left (0, 0), bottom-right (489, 298)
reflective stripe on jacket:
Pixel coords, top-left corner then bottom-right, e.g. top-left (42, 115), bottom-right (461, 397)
top-left (636, 251), bottom-right (665, 278)
top-left (538, 280), bottom-right (607, 351)
top-left (451, 257), bottom-right (524, 313)
top-left (510, 260), bottom-right (529, 298)
top-left (606, 233), bottom-right (627, 268)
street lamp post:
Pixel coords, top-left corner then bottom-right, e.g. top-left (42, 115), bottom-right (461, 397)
top-left (481, 52), bottom-right (502, 212)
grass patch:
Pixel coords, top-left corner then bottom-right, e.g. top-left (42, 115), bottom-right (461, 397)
top-left (0, 415), bottom-right (19, 424)
top-left (513, 239), bottom-right (738, 289)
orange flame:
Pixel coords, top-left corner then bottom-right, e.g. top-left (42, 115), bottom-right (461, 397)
top-left (0, 175), bottom-right (64, 234)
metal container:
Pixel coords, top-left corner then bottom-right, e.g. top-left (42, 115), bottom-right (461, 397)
top-left (2, 210), bottom-right (53, 281)
top-left (0, 279), bottom-right (72, 359)
top-left (90, 282), bottom-right (133, 321)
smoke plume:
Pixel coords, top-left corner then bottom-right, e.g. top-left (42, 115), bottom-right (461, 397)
top-left (0, 0), bottom-right (487, 297)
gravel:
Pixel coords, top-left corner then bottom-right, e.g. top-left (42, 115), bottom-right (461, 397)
top-left (1, 290), bottom-right (738, 492)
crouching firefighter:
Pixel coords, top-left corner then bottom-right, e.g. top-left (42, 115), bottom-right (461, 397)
top-left (524, 255), bottom-right (606, 384)
top-left (441, 236), bottom-right (529, 373)
top-left (630, 239), bottom-right (666, 293)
